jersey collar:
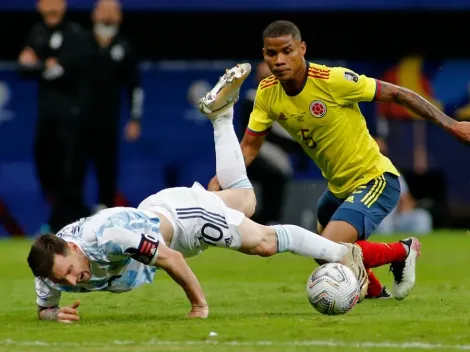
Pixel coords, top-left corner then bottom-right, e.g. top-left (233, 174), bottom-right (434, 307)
top-left (284, 60), bottom-right (310, 97)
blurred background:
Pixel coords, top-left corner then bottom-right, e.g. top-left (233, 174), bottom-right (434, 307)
top-left (0, 0), bottom-right (469, 237)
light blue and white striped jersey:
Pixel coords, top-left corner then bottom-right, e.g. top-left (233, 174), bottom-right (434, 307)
top-left (35, 207), bottom-right (164, 308)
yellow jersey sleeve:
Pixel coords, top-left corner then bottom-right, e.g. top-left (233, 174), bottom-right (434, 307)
top-left (327, 67), bottom-right (378, 105)
top-left (246, 85), bottom-right (274, 136)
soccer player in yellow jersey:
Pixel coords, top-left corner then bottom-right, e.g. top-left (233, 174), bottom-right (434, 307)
top-left (201, 20), bottom-right (470, 301)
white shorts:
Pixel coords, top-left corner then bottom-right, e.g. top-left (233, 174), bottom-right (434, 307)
top-left (138, 182), bottom-right (245, 258)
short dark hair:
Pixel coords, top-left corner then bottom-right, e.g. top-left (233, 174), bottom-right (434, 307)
top-left (27, 234), bottom-right (69, 278)
top-left (262, 20), bottom-right (302, 41)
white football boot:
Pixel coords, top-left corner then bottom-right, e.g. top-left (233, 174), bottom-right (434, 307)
top-left (198, 63), bottom-right (251, 119)
top-left (390, 237), bottom-right (421, 300)
top-left (338, 242), bottom-right (369, 302)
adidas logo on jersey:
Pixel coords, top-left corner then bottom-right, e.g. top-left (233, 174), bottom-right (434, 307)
top-left (278, 113), bottom-right (287, 120)
top-left (224, 236), bottom-right (233, 247)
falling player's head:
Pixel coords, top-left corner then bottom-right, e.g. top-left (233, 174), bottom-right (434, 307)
top-left (27, 234), bottom-right (92, 286)
top-left (262, 20), bottom-right (306, 81)
top-left (37, 0), bottom-right (66, 28)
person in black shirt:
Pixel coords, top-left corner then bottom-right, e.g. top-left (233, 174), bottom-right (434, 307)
top-left (87, 0), bottom-right (143, 212)
top-left (18, 0), bottom-right (91, 232)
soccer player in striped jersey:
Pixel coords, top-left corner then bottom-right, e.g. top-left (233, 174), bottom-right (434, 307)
top-left (27, 64), bottom-right (368, 323)
top-left (206, 20), bottom-right (470, 300)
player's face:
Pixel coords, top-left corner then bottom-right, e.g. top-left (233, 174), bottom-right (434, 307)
top-left (262, 35), bottom-right (306, 81)
top-left (37, 0), bottom-right (66, 27)
top-left (50, 243), bottom-right (91, 286)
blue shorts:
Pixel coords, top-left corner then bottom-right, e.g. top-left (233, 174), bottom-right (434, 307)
top-left (317, 173), bottom-right (401, 240)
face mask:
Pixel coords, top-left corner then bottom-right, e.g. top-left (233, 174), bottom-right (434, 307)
top-left (94, 23), bottom-right (118, 39)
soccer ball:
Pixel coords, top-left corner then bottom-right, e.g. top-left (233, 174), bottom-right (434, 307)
top-left (306, 263), bottom-right (360, 316)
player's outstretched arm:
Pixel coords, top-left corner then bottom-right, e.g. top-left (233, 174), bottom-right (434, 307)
top-left (376, 80), bottom-right (470, 144)
top-left (154, 245), bottom-right (208, 318)
top-left (38, 300), bottom-right (81, 323)
top-left (240, 132), bottom-right (266, 167)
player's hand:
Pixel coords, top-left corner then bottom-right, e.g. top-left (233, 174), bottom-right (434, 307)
top-left (207, 176), bottom-right (221, 191)
top-left (187, 305), bottom-right (209, 319)
top-left (57, 300), bottom-right (81, 323)
top-left (451, 121), bottom-right (470, 145)
top-left (124, 120), bottom-right (141, 142)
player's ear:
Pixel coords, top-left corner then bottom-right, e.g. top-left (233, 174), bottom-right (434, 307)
top-left (67, 242), bottom-right (78, 253)
top-left (300, 41), bottom-right (306, 56)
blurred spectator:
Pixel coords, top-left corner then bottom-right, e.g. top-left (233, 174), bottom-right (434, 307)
top-left (374, 54), bottom-right (448, 229)
top-left (17, 0), bottom-right (91, 232)
top-left (376, 175), bottom-right (433, 235)
top-left (373, 119), bottom-right (433, 235)
top-left (86, 0), bottom-right (143, 213)
top-left (239, 62), bottom-right (298, 225)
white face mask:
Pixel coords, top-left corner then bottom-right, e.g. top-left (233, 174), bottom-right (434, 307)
top-left (94, 23), bottom-right (118, 39)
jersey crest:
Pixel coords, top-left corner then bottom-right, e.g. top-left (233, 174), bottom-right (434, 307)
top-left (309, 100), bottom-right (327, 118)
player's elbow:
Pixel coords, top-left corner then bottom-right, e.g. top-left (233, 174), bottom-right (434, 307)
top-left (169, 250), bottom-right (185, 264)
top-left (156, 246), bottom-right (185, 271)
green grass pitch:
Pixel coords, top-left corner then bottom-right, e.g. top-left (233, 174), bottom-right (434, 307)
top-left (0, 232), bottom-right (469, 352)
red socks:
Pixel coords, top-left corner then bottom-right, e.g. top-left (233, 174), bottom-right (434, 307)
top-left (366, 269), bottom-right (383, 297)
top-left (356, 240), bottom-right (407, 268)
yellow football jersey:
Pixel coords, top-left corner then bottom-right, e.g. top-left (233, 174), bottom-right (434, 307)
top-left (247, 62), bottom-right (399, 199)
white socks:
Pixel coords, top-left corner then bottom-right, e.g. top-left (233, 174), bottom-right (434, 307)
top-left (212, 107), bottom-right (252, 190)
top-left (272, 224), bottom-right (348, 262)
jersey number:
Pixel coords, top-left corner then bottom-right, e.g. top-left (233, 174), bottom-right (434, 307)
top-left (300, 129), bottom-right (317, 149)
top-left (200, 223), bottom-right (223, 246)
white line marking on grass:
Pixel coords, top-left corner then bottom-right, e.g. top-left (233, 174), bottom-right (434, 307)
top-left (1, 339), bottom-right (470, 350)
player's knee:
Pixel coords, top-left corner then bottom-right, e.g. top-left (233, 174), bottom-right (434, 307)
top-left (242, 189), bottom-right (257, 218)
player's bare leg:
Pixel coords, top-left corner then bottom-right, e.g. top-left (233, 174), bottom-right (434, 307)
top-left (235, 216), bottom-right (368, 292)
top-left (199, 63), bottom-right (256, 217)
top-left (320, 219), bottom-right (359, 243)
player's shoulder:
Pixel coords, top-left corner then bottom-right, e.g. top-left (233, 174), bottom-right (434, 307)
top-left (307, 62), bottom-right (332, 81)
top-left (307, 63), bottom-right (352, 82)
top-left (307, 63), bottom-right (356, 80)
top-left (258, 75), bottom-right (279, 92)
top-left (254, 75), bottom-right (279, 104)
